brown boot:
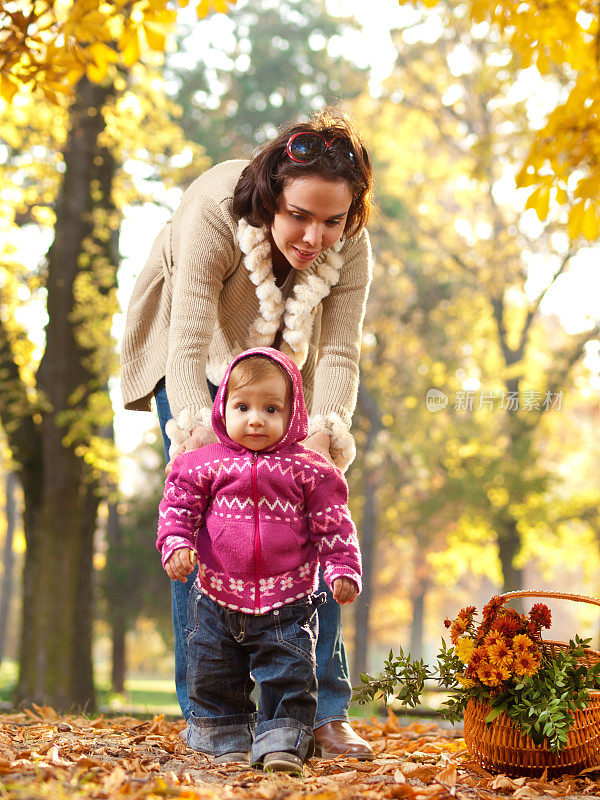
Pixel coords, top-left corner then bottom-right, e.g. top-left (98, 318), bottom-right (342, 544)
top-left (314, 721), bottom-right (374, 760)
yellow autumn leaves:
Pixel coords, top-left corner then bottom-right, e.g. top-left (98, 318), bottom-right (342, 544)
top-left (0, 0), bottom-right (236, 103)
top-left (518, 70), bottom-right (600, 241)
top-left (396, 0), bottom-right (600, 240)
top-left (2, 0), bottom-right (598, 240)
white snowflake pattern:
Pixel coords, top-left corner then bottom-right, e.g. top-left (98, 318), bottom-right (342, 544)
top-left (229, 578), bottom-right (245, 594)
top-left (280, 576), bottom-right (294, 591)
top-left (259, 577), bottom-right (276, 594)
top-left (209, 575), bottom-right (223, 591)
top-left (299, 562), bottom-right (312, 578)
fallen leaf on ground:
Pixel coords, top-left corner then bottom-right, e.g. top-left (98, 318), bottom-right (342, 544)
top-left (393, 768), bottom-right (406, 783)
top-left (490, 774), bottom-right (527, 790)
top-left (435, 762), bottom-right (457, 786)
top-left (513, 786), bottom-right (542, 798)
top-left (2, 709), bottom-right (600, 800)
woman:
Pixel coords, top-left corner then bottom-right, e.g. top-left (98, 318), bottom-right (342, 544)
top-left (121, 109), bottom-right (374, 760)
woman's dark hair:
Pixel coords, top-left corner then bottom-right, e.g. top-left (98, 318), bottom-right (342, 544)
top-left (232, 108), bottom-right (372, 237)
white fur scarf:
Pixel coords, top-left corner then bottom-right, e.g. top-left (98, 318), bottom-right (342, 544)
top-left (237, 218), bottom-right (344, 369)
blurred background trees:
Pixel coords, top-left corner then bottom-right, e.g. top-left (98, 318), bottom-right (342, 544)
top-left (0, 0), bottom-right (599, 710)
top-left (0, 60), bottom-right (206, 707)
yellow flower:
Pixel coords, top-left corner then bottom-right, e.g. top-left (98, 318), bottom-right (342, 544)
top-left (455, 672), bottom-right (475, 689)
top-left (455, 636), bottom-right (476, 665)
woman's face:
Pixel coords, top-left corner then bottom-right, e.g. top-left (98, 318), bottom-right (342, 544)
top-left (269, 176), bottom-right (352, 271)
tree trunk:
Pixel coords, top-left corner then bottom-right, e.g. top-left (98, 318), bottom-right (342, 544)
top-left (111, 617), bottom-right (126, 696)
top-left (352, 460), bottom-right (376, 681)
top-left (497, 518), bottom-right (523, 594)
top-left (351, 379), bottom-right (383, 683)
top-left (107, 501), bottom-right (126, 694)
top-left (0, 473), bottom-right (18, 665)
top-left (408, 548), bottom-right (429, 660)
top-left (15, 76), bottom-right (116, 711)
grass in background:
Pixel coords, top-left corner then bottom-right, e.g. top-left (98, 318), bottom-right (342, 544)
top-left (0, 661), bottom-right (17, 704)
top-left (1, 660), bottom-right (381, 719)
top-left (0, 664), bottom-right (180, 716)
top-left (97, 676), bottom-right (180, 716)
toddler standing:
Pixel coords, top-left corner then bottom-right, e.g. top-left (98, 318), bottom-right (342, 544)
top-left (156, 347), bottom-right (362, 774)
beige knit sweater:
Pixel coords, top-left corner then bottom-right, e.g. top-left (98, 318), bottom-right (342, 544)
top-left (120, 160), bottom-right (372, 469)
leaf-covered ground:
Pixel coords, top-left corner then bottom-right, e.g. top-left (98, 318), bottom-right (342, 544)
top-left (1, 707), bottom-right (600, 799)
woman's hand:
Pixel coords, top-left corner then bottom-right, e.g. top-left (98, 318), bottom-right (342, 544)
top-left (164, 548), bottom-right (197, 582)
top-left (184, 424), bottom-right (218, 452)
top-left (332, 576), bottom-right (358, 604)
top-left (303, 431), bottom-right (333, 465)
top-left (166, 425), bottom-right (218, 473)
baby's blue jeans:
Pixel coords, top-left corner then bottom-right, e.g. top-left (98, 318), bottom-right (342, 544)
top-left (186, 589), bottom-right (325, 762)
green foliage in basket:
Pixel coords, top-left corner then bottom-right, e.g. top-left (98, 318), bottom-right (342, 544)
top-left (354, 597), bottom-right (600, 753)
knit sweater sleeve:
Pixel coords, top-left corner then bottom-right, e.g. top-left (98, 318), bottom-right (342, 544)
top-left (156, 453), bottom-right (212, 568)
top-left (309, 229), bottom-right (373, 470)
top-left (166, 194), bottom-right (237, 426)
top-left (303, 458), bottom-right (362, 593)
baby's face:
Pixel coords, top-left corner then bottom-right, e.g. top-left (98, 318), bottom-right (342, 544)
top-left (225, 374), bottom-right (291, 451)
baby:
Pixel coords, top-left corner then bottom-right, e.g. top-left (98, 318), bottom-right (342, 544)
top-left (157, 347), bottom-right (361, 774)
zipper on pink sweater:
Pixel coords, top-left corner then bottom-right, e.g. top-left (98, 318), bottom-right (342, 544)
top-left (252, 452), bottom-right (261, 612)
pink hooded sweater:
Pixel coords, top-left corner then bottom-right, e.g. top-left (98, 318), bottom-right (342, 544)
top-left (157, 347), bottom-right (362, 615)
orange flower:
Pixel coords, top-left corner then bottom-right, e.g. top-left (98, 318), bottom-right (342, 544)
top-left (494, 610), bottom-right (524, 638)
top-left (450, 617), bottom-right (468, 645)
top-left (514, 651), bottom-right (541, 677)
top-left (529, 603), bottom-right (552, 629)
top-left (477, 661), bottom-right (497, 686)
top-left (484, 629), bottom-right (506, 647)
top-left (511, 634), bottom-right (536, 657)
top-left (477, 661), bottom-right (509, 687)
top-left (465, 646), bottom-right (486, 678)
top-left (487, 640), bottom-right (514, 669)
top-left (491, 665), bottom-right (511, 686)
top-left (482, 595), bottom-right (504, 622)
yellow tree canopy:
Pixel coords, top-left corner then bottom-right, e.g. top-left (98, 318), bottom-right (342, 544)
top-left (398, 0), bottom-right (599, 238)
top-left (3, 0), bottom-right (597, 238)
top-left (0, 0), bottom-right (235, 103)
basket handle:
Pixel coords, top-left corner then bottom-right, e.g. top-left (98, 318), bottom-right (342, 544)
top-left (499, 590), bottom-right (600, 610)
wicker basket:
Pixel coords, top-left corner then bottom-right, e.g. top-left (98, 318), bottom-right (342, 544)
top-left (462, 590), bottom-right (600, 777)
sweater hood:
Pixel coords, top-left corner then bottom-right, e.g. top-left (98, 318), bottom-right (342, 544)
top-left (211, 346), bottom-right (309, 452)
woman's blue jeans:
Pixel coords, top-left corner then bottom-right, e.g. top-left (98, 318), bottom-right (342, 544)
top-left (154, 378), bottom-right (351, 726)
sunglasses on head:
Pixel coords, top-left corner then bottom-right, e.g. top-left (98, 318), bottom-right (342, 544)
top-left (286, 132), bottom-right (357, 166)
